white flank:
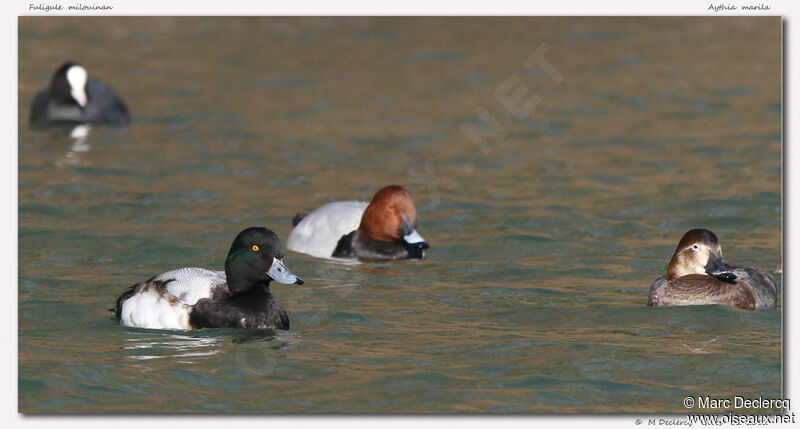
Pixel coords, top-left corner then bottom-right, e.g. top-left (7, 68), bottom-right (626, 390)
top-left (119, 267), bottom-right (227, 330)
top-left (119, 284), bottom-right (192, 330)
top-left (286, 201), bottom-right (368, 258)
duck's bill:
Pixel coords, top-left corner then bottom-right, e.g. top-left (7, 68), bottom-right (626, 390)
top-left (71, 88), bottom-right (87, 108)
top-left (705, 252), bottom-right (737, 284)
top-left (403, 230), bottom-right (429, 249)
top-left (267, 258), bottom-right (304, 285)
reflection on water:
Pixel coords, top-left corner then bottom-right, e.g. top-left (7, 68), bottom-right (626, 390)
top-left (57, 124), bottom-right (92, 167)
top-left (123, 333), bottom-right (223, 361)
top-left (18, 17), bottom-right (781, 413)
top-left (69, 124), bottom-right (91, 147)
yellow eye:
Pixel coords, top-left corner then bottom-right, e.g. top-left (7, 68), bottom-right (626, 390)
top-left (251, 245), bottom-right (260, 252)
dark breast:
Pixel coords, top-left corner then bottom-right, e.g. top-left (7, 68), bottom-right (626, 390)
top-left (332, 230), bottom-right (415, 261)
top-left (188, 287), bottom-right (290, 330)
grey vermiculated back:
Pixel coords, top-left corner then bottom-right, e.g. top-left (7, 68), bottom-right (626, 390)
top-left (150, 267), bottom-right (227, 305)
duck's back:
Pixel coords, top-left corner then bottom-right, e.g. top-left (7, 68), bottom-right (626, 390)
top-left (286, 201), bottom-right (368, 258)
top-left (646, 275), bottom-right (732, 307)
top-left (150, 267), bottom-right (229, 305)
top-left (82, 79), bottom-right (129, 124)
top-left (731, 267), bottom-right (777, 310)
top-left (30, 88), bottom-right (54, 122)
top-left (647, 269), bottom-right (777, 310)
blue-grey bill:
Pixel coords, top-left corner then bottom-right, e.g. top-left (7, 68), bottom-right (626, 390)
top-left (403, 230), bottom-right (425, 244)
top-left (267, 258), bottom-right (303, 285)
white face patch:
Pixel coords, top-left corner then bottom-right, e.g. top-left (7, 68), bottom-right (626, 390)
top-left (66, 65), bottom-right (88, 107)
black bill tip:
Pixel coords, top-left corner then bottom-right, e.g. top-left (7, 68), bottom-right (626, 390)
top-left (711, 271), bottom-right (737, 283)
top-left (705, 252), bottom-right (737, 284)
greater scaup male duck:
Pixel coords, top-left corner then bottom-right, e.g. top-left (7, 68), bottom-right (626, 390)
top-left (286, 185), bottom-right (429, 261)
top-left (647, 228), bottom-right (777, 310)
top-left (114, 227), bottom-right (303, 330)
top-left (31, 62), bottom-right (130, 125)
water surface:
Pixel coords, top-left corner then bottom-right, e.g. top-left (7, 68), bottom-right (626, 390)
top-left (19, 17), bottom-right (781, 413)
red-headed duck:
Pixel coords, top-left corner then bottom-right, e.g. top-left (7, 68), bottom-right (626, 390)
top-left (114, 227), bottom-right (303, 330)
top-left (286, 185), bottom-right (429, 261)
top-left (647, 228), bottom-right (777, 310)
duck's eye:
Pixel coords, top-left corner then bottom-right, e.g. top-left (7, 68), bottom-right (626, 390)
top-left (692, 244), bottom-right (699, 251)
top-left (251, 245), bottom-right (260, 252)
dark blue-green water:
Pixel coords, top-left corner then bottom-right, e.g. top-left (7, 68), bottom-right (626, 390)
top-left (19, 17), bottom-right (781, 413)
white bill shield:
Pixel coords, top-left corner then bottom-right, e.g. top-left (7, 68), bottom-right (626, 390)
top-left (66, 65), bottom-right (88, 107)
top-left (267, 258), bottom-right (303, 285)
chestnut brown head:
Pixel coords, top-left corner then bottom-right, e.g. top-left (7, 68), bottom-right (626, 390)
top-left (666, 228), bottom-right (736, 283)
top-left (358, 185), bottom-right (426, 247)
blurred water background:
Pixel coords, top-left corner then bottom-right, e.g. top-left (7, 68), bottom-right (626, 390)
top-left (18, 17), bottom-right (781, 413)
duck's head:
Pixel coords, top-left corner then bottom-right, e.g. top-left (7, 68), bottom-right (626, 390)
top-left (225, 227), bottom-right (303, 294)
top-left (666, 228), bottom-right (737, 283)
top-left (358, 185), bottom-right (429, 257)
top-left (52, 62), bottom-right (88, 109)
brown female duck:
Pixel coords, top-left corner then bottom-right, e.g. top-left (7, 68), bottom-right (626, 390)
top-left (647, 229), bottom-right (777, 310)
